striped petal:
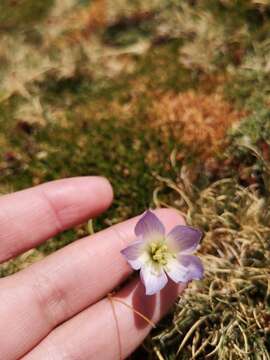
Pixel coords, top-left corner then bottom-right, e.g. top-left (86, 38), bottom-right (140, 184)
top-left (167, 225), bottom-right (202, 254)
top-left (135, 210), bottom-right (165, 242)
top-left (140, 263), bottom-right (168, 295)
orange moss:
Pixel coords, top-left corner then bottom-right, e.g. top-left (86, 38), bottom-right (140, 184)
top-left (149, 90), bottom-right (246, 160)
top-left (82, 0), bottom-right (107, 38)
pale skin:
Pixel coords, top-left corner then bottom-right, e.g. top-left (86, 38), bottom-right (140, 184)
top-left (0, 176), bottom-right (186, 360)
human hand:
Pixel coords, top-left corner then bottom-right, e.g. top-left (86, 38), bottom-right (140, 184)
top-left (0, 177), bottom-right (185, 360)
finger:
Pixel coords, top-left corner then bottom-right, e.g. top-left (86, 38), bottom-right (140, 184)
top-left (0, 176), bottom-right (113, 262)
top-left (22, 277), bottom-right (186, 360)
top-left (0, 209), bottom-right (184, 360)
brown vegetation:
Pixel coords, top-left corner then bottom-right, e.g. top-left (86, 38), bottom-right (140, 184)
top-left (149, 90), bottom-right (246, 160)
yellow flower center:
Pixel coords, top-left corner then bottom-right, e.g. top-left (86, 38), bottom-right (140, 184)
top-left (149, 242), bottom-right (169, 266)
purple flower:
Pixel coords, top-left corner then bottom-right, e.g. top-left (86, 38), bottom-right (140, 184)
top-left (121, 210), bottom-right (204, 295)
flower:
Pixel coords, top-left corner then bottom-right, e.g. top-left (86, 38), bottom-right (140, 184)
top-left (120, 210), bottom-right (204, 295)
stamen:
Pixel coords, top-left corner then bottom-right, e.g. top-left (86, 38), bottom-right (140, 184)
top-left (150, 243), bottom-right (158, 253)
top-left (149, 242), bottom-right (170, 265)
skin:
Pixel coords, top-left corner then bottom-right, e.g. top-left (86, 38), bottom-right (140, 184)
top-left (0, 176), bottom-right (186, 360)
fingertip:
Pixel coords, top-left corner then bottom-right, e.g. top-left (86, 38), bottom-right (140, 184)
top-left (94, 176), bottom-right (114, 205)
top-left (0, 176), bottom-right (113, 265)
top-left (63, 176), bottom-right (114, 213)
top-left (152, 208), bottom-right (186, 228)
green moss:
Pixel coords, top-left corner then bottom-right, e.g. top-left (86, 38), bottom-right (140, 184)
top-left (103, 17), bottom-right (155, 47)
top-left (136, 39), bottom-right (197, 92)
top-left (224, 69), bottom-right (270, 109)
top-left (0, 108), bottom-right (174, 225)
top-left (0, 0), bottom-right (54, 31)
top-left (231, 108), bottom-right (270, 145)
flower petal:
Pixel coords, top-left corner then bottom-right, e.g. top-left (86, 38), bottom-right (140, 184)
top-left (135, 210), bottom-right (165, 242)
top-left (120, 239), bottom-right (145, 270)
top-left (167, 225), bottom-right (202, 254)
top-left (165, 258), bottom-right (189, 283)
top-left (178, 255), bottom-right (204, 281)
top-left (140, 263), bottom-right (168, 295)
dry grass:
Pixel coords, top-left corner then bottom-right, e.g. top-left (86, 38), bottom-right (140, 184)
top-left (151, 170), bottom-right (270, 360)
